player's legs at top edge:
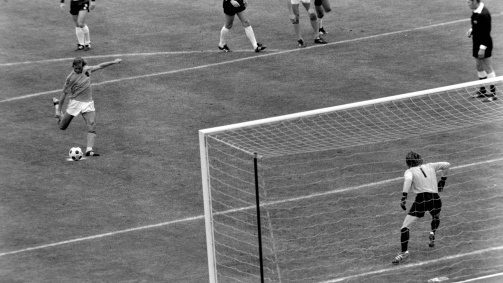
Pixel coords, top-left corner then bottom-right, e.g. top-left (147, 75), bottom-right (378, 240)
top-left (219, 0), bottom-right (266, 52)
top-left (63, 0), bottom-right (93, 51)
top-left (315, 0), bottom-right (332, 35)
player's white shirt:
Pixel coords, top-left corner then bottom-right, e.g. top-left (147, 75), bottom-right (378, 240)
top-left (403, 162), bottom-right (450, 194)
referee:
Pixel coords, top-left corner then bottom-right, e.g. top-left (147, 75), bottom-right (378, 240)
top-left (392, 152), bottom-right (450, 265)
top-left (467, 0), bottom-right (497, 102)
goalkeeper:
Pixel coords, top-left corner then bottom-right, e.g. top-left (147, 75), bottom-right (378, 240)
top-left (392, 151), bottom-right (450, 265)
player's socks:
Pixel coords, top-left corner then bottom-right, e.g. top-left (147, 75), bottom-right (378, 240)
top-left (219, 26), bottom-right (230, 48)
top-left (244, 26), bottom-right (258, 49)
top-left (52, 98), bottom-right (61, 118)
top-left (429, 232), bottom-right (435, 247)
top-left (400, 227), bottom-right (409, 252)
top-left (310, 19), bottom-right (319, 39)
top-left (82, 25), bottom-right (91, 47)
top-left (86, 132), bottom-right (97, 156)
top-left (75, 27), bottom-right (85, 46)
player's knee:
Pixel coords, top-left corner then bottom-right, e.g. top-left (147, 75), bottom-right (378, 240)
top-left (290, 16), bottom-right (300, 24)
top-left (241, 20), bottom-right (251, 27)
top-left (87, 122), bottom-right (96, 130)
top-left (309, 12), bottom-right (317, 21)
top-left (88, 130), bottom-right (96, 134)
top-left (77, 22), bottom-right (85, 28)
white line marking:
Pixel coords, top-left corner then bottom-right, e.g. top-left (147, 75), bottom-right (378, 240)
top-left (0, 215), bottom-right (204, 257)
top-left (4, 15), bottom-right (500, 104)
top-left (453, 272), bottom-right (503, 283)
top-left (0, 50), bottom-right (284, 67)
top-left (0, 158), bottom-right (501, 257)
top-left (318, 246), bottom-right (503, 283)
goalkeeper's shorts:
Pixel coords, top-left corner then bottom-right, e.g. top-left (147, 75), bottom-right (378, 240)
top-left (408, 193), bottom-right (442, 218)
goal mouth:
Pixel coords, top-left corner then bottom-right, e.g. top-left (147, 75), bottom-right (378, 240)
top-left (200, 77), bottom-right (503, 283)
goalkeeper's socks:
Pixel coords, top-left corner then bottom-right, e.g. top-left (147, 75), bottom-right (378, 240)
top-left (400, 227), bottom-right (410, 252)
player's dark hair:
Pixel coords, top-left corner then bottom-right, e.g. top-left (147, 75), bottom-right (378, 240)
top-left (72, 57), bottom-right (87, 67)
top-left (405, 151), bottom-right (423, 167)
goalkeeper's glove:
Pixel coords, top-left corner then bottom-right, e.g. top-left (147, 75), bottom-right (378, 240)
top-left (400, 193), bottom-right (407, 211)
top-left (438, 176), bottom-right (447, 192)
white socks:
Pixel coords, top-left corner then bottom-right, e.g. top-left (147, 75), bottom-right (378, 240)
top-left (75, 27), bottom-right (85, 45)
top-left (244, 26), bottom-right (257, 48)
top-left (82, 25), bottom-right (91, 45)
top-left (75, 25), bottom-right (91, 46)
top-left (220, 25), bottom-right (258, 49)
top-left (219, 26), bottom-right (229, 47)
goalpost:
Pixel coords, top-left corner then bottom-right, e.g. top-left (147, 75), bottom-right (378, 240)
top-left (199, 77), bottom-right (503, 283)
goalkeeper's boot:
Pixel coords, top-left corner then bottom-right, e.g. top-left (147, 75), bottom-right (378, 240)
top-left (429, 232), bottom-right (435, 248)
top-left (85, 151), bottom-right (100, 157)
top-left (84, 44), bottom-right (92, 51)
top-left (255, 42), bottom-right (267, 53)
top-left (298, 39), bottom-right (307, 48)
top-left (482, 95), bottom-right (497, 102)
top-left (392, 251), bottom-right (409, 265)
top-left (218, 44), bottom-right (231, 52)
top-left (75, 44), bottom-right (85, 51)
top-left (472, 88), bottom-right (487, 98)
top-left (319, 27), bottom-right (328, 35)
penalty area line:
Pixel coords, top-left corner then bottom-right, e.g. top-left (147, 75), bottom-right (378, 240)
top-left (0, 157), bottom-right (501, 257)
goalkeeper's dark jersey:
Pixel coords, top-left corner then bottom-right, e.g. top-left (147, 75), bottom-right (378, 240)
top-left (471, 5), bottom-right (492, 56)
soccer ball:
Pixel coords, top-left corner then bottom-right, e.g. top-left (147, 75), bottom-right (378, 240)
top-left (69, 147), bottom-right (83, 161)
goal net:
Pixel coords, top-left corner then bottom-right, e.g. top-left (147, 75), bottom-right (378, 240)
top-left (199, 77), bottom-right (503, 283)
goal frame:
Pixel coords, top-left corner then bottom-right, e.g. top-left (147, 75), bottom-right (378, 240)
top-left (199, 76), bottom-right (502, 283)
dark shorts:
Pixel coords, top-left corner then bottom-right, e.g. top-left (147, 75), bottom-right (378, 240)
top-left (473, 45), bottom-right (493, 58)
top-left (223, 0), bottom-right (246, 16)
top-left (314, 0), bottom-right (323, 6)
top-left (70, 0), bottom-right (90, 16)
top-left (472, 38), bottom-right (493, 58)
top-left (408, 193), bottom-right (442, 218)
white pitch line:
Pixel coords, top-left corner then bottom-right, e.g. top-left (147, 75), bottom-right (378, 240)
top-left (318, 245), bottom-right (503, 283)
top-left (0, 157), bottom-right (501, 258)
top-left (0, 214), bottom-right (204, 257)
top-left (453, 272), bottom-right (503, 283)
top-left (1, 15), bottom-right (496, 104)
top-left (0, 49), bottom-right (284, 67)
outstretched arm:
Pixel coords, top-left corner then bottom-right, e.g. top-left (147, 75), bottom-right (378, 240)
top-left (90, 59), bottom-right (122, 73)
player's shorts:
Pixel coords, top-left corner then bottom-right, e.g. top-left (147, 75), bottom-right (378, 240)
top-left (408, 193), bottom-right (442, 218)
top-left (70, 0), bottom-right (90, 16)
top-left (223, 0), bottom-right (246, 16)
top-left (473, 42), bottom-right (493, 58)
top-left (66, 99), bottom-right (95, 116)
top-left (291, 0), bottom-right (311, 4)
